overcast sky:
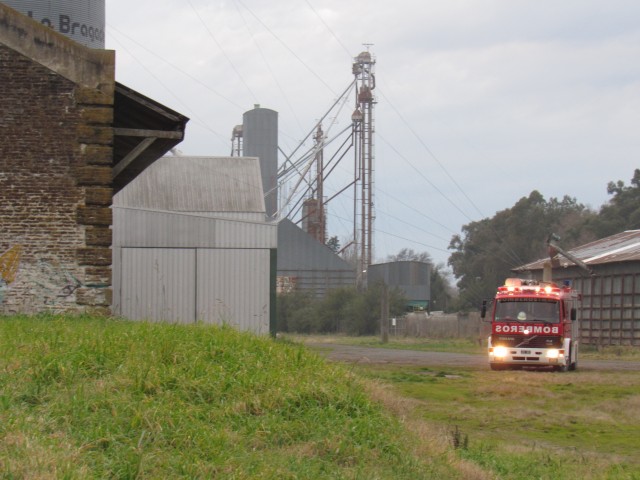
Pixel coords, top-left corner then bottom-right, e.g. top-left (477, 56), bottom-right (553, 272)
top-left (106, 0), bottom-right (640, 268)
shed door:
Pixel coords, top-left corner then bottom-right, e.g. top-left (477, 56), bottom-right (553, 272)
top-left (119, 248), bottom-right (196, 323)
top-left (196, 249), bottom-right (269, 333)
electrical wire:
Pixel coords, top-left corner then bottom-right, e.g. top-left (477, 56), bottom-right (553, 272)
top-left (303, 0), bottom-right (353, 60)
top-left (234, 0), bottom-right (339, 96)
top-left (186, 0), bottom-right (258, 104)
top-left (107, 32), bottom-right (230, 149)
top-left (107, 23), bottom-right (245, 110)
top-left (231, 0), bottom-right (306, 136)
top-left (377, 87), bottom-right (527, 267)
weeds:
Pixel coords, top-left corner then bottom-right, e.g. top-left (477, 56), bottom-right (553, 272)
top-left (450, 425), bottom-right (469, 450)
top-left (0, 315), bottom-right (453, 479)
top-left (358, 363), bottom-right (640, 480)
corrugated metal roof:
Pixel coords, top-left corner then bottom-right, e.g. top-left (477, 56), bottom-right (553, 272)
top-left (277, 219), bottom-right (353, 270)
top-left (516, 230), bottom-right (640, 271)
top-left (113, 156), bottom-right (266, 214)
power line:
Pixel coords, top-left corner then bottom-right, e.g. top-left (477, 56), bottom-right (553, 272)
top-left (107, 24), bottom-right (244, 110)
top-left (107, 32), bottom-right (230, 149)
top-left (232, 0), bottom-right (306, 136)
top-left (377, 132), bottom-right (475, 223)
top-left (186, 0), bottom-right (258, 104)
top-left (377, 86), bottom-right (526, 267)
top-left (304, 0), bottom-right (353, 60)
top-left (235, 0), bottom-right (339, 96)
top-left (378, 87), bottom-right (486, 220)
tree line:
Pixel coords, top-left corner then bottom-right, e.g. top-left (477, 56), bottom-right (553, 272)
top-left (277, 169), bottom-right (639, 333)
top-left (448, 168), bottom-right (640, 309)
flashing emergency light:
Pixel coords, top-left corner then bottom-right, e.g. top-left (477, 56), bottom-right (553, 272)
top-left (498, 278), bottom-right (562, 296)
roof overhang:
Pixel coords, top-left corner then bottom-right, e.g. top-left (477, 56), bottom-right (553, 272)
top-left (113, 82), bottom-right (189, 193)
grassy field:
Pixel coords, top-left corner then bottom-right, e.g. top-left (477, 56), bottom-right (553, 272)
top-left (286, 334), bottom-right (640, 479)
top-left (357, 364), bottom-right (640, 480)
top-left (2, 318), bottom-right (639, 479)
top-left (0, 315), bottom-right (468, 479)
top-left (289, 333), bottom-right (640, 360)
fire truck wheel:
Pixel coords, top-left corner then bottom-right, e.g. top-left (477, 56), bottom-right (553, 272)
top-left (555, 364), bottom-right (568, 372)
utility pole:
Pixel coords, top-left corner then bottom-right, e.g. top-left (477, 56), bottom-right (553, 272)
top-left (380, 282), bottom-right (389, 343)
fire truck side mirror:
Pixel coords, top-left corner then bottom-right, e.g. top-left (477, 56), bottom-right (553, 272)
top-left (571, 307), bottom-right (577, 321)
top-left (481, 300), bottom-right (487, 319)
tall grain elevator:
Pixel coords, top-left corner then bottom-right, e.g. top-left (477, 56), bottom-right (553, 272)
top-left (243, 105), bottom-right (278, 219)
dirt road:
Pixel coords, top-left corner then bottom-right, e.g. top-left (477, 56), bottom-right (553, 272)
top-left (306, 342), bottom-right (640, 371)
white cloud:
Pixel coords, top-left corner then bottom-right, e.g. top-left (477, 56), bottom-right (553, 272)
top-left (106, 0), bottom-right (640, 266)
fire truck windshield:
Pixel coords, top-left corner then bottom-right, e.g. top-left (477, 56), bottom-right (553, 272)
top-left (494, 298), bottom-right (560, 323)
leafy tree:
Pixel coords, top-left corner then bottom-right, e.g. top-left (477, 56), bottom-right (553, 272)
top-left (341, 282), bottom-right (407, 335)
top-left (583, 169), bottom-right (640, 237)
top-left (448, 191), bottom-right (596, 310)
top-left (276, 284), bottom-right (406, 335)
top-left (276, 290), bottom-right (314, 333)
top-left (316, 286), bottom-right (357, 332)
top-left (386, 248), bottom-right (433, 264)
top-left (430, 264), bottom-right (455, 313)
top-left (326, 235), bottom-right (340, 253)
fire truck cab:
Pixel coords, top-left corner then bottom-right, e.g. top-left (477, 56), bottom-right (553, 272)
top-left (482, 278), bottom-right (579, 371)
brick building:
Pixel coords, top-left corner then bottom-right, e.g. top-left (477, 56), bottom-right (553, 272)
top-left (0, 4), bottom-right (187, 314)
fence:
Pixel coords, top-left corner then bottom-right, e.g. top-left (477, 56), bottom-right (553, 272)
top-left (390, 312), bottom-right (491, 342)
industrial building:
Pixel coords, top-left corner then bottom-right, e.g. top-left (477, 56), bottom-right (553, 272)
top-left (112, 156), bottom-right (277, 334)
top-left (277, 219), bottom-right (355, 296)
top-left (0, 2), bottom-right (187, 315)
top-left (234, 105), bottom-right (358, 298)
top-left (515, 230), bottom-right (640, 346)
top-left (1, 2), bottom-right (384, 329)
top-left (367, 261), bottom-right (431, 311)
top-left (1, 3), bottom-right (277, 334)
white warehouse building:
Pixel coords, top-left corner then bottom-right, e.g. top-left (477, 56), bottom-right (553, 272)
top-left (112, 156), bottom-right (277, 334)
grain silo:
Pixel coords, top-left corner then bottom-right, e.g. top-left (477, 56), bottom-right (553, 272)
top-left (1, 0), bottom-right (105, 48)
top-left (368, 261), bottom-right (432, 311)
top-left (243, 105), bottom-right (278, 219)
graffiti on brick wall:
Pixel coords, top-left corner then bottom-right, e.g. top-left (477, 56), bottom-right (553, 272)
top-left (0, 245), bottom-right (23, 304)
top-left (34, 258), bottom-right (83, 305)
top-left (0, 245), bottom-right (85, 308)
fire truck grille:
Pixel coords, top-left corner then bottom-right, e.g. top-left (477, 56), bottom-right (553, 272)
top-left (492, 335), bottom-right (562, 349)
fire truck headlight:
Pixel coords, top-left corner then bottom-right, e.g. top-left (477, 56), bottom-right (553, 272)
top-left (546, 349), bottom-right (560, 359)
top-left (493, 346), bottom-right (508, 358)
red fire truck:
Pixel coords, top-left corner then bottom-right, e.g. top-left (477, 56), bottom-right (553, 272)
top-left (481, 277), bottom-right (580, 371)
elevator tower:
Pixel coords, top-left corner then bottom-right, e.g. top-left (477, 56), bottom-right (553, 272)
top-left (352, 49), bottom-right (376, 281)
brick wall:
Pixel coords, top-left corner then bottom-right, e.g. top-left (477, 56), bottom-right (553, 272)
top-left (0, 45), bottom-right (113, 315)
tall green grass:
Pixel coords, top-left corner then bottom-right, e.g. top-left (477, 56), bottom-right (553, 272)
top-left (358, 364), bottom-right (640, 480)
top-left (0, 315), bottom-right (452, 479)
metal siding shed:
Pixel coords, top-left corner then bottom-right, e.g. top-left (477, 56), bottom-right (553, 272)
top-left (113, 208), bottom-right (276, 249)
top-left (113, 156), bottom-right (276, 334)
top-left (368, 261), bottom-right (431, 303)
top-left (276, 219), bottom-right (355, 295)
top-left (516, 230), bottom-right (640, 271)
top-left (513, 230), bottom-right (640, 346)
